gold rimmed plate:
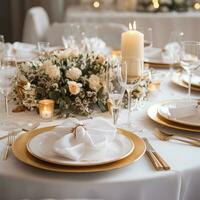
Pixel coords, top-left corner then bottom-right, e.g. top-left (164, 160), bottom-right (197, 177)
top-left (172, 72), bottom-right (200, 92)
top-left (157, 99), bottom-right (200, 127)
top-left (12, 127), bottom-right (146, 173)
top-left (147, 103), bottom-right (200, 133)
top-left (26, 129), bottom-right (135, 166)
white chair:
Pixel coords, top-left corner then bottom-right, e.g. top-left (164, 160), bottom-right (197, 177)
top-left (22, 7), bottom-right (50, 44)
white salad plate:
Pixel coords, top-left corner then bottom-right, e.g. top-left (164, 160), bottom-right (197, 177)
top-left (27, 130), bottom-right (134, 166)
top-left (182, 74), bottom-right (200, 88)
top-left (157, 99), bottom-right (200, 127)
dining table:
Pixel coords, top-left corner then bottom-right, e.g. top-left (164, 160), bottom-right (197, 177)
top-left (0, 58), bottom-right (200, 200)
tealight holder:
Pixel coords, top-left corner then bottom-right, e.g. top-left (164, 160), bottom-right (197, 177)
top-left (38, 99), bottom-right (55, 119)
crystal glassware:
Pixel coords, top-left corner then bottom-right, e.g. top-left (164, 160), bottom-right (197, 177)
top-left (0, 35), bottom-right (5, 65)
top-left (107, 60), bottom-right (127, 126)
top-left (180, 41), bottom-right (200, 97)
top-left (37, 42), bottom-right (50, 56)
top-left (122, 58), bottom-right (143, 124)
top-left (144, 27), bottom-right (153, 48)
top-left (0, 56), bottom-right (18, 131)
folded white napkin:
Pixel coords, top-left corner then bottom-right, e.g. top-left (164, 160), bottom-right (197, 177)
top-left (144, 47), bottom-right (162, 60)
top-left (182, 74), bottom-right (200, 87)
top-left (53, 117), bottom-right (116, 161)
top-left (5, 42), bottom-right (36, 61)
top-left (162, 42), bottom-right (181, 63)
top-left (168, 101), bottom-right (199, 119)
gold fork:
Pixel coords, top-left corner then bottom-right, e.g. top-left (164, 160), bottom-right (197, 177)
top-left (154, 129), bottom-right (200, 147)
top-left (1, 134), bottom-right (14, 160)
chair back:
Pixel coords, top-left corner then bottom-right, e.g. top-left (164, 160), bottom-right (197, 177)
top-left (22, 7), bottom-right (50, 44)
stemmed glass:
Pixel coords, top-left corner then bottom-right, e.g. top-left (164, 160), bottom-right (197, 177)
top-left (62, 23), bottom-right (82, 49)
top-left (122, 58), bottom-right (143, 124)
top-left (0, 56), bottom-right (18, 131)
top-left (144, 27), bottom-right (153, 48)
top-left (180, 41), bottom-right (200, 97)
top-left (107, 61), bottom-right (127, 126)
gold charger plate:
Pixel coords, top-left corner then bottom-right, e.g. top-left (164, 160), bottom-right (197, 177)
top-left (144, 61), bottom-right (180, 69)
top-left (12, 127), bottom-right (146, 173)
top-left (147, 103), bottom-right (200, 133)
top-left (172, 72), bottom-right (200, 92)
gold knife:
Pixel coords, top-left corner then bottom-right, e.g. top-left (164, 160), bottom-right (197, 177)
top-left (144, 138), bottom-right (170, 171)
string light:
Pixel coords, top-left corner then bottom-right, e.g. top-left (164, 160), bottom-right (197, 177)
top-left (194, 3), bottom-right (200, 10)
top-left (93, 1), bottom-right (100, 8)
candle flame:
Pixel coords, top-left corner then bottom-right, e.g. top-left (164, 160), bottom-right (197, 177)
top-left (129, 23), bottom-right (133, 30)
top-left (133, 21), bottom-right (136, 30)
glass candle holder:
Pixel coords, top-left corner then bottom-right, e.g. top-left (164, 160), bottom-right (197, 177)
top-left (38, 99), bottom-right (55, 119)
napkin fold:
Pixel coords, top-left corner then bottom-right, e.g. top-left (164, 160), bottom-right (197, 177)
top-left (53, 117), bottom-right (116, 161)
top-left (5, 42), bottom-right (37, 61)
top-left (168, 101), bottom-right (199, 119)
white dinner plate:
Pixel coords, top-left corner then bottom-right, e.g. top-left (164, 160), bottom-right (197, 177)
top-left (144, 48), bottom-right (180, 67)
top-left (182, 74), bottom-right (200, 88)
top-left (157, 99), bottom-right (200, 127)
top-left (27, 130), bottom-right (134, 166)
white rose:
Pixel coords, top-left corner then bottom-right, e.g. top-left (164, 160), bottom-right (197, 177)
top-left (43, 61), bottom-right (60, 79)
top-left (88, 75), bottom-right (101, 91)
top-left (66, 67), bottom-right (82, 80)
top-left (57, 49), bottom-right (79, 59)
top-left (68, 81), bottom-right (82, 95)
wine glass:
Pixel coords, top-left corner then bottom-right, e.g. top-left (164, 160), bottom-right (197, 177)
top-left (144, 27), bottom-right (153, 48)
top-left (0, 56), bottom-right (18, 131)
top-left (62, 23), bottom-right (82, 49)
top-left (0, 35), bottom-right (5, 65)
top-left (180, 41), bottom-right (200, 98)
top-left (122, 58), bottom-right (143, 124)
top-left (107, 61), bottom-right (127, 126)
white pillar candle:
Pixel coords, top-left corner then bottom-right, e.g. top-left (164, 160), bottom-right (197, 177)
top-left (121, 22), bottom-right (144, 77)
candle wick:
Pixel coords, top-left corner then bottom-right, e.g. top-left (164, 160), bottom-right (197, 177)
top-left (133, 21), bottom-right (136, 30)
top-left (129, 23), bottom-right (133, 30)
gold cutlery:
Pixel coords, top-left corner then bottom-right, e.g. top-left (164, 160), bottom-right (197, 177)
top-left (1, 134), bottom-right (15, 160)
top-left (21, 121), bottom-right (40, 132)
top-left (155, 129), bottom-right (200, 147)
top-left (144, 138), bottom-right (170, 171)
top-left (0, 122), bottom-right (40, 141)
top-left (0, 130), bottom-right (18, 141)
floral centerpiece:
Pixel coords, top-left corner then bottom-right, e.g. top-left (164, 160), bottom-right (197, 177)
top-left (13, 49), bottom-right (111, 116)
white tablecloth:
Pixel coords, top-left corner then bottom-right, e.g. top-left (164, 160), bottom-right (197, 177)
top-left (0, 70), bottom-right (200, 200)
top-left (65, 7), bottom-right (200, 47)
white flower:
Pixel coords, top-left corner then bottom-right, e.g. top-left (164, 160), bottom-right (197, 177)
top-left (66, 67), bottom-right (82, 80)
top-left (68, 81), bottom-right (82, 95)
top-left (43, 61), bottom-right (60, 79)
top-left (88, 75), bottom-right (101, 91)
top-left (57, 49), bottom-right (79, 59)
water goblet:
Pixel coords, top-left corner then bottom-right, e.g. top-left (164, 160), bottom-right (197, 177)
top-left (180, 41), bottom-right (200, 97)
top-left (0, 56), bottom-right (18, 131)
top-left (107, 60), bottom-right (127, 126)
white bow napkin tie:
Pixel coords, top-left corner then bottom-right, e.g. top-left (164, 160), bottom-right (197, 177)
top-left (53, 117), bottom-right (116, 161)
